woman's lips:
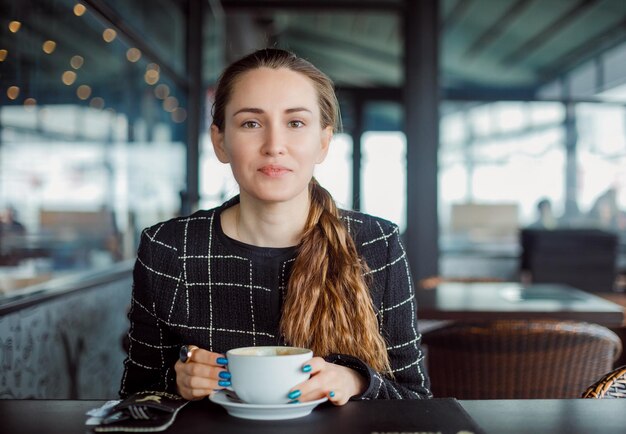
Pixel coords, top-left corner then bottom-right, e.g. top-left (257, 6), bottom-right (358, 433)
top-left (258, 165), bottom-right (291, 177)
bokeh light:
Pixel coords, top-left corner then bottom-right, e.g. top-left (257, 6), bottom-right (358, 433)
top-left (7, 86), bottom-right (20, 100)
top-left (62, 71), bottom-right (77, 85)
top-left (77, 85), bottom-right (92, 100)
top-left (103, 28), bottom-right (117, 43)
top-left (70, 55), bottom-right (84, 69)
top-left (43, 40), bottom-right (57, 54)
top-left (126, 48), bottom-right (141, 62)
top-left (74, 4), bottom-right (86, 16)
top-left (9, 21), bottom-right (21, 33)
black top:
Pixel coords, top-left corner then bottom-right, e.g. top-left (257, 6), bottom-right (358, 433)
top-left (120, 196), bottom-right (431, 400)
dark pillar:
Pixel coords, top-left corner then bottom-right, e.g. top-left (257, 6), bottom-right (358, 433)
top-left (183, 0), bottom-right (204, 215)
top-left (404, 0), bottom-right (440, 283)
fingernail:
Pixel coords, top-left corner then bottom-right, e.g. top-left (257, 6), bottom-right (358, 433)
top-left (219, 371), bottom-right (231, 380)
top-left (302, 364), bottom-right (312, 373)
top-left (217, 357), bottom-right (228, 365)
top-left (288, 400), bottom-right (300, 404)
top-left (287, 390), bottom-right (301, 400)
top-left (218, 380), bottom-right (231, 387)
top-left (329, 391), bottom-right (335, 398)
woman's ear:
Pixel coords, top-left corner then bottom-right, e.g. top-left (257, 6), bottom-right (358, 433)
top-left (316, 126), bottom-right (333, 164)
top-left (210, 124), bottom-right (230, 163)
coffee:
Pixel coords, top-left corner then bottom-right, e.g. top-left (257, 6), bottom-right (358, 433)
top-left (226, 346), bottom-right (312, 405)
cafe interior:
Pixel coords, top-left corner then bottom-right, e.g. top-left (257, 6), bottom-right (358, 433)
top-left (1, 0), bottom-right (626, 432)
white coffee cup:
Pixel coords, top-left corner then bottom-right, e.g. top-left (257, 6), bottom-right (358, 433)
top-left (226, 346), bottom-right (312, 405)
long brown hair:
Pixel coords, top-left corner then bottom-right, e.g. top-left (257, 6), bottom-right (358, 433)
top-left (212, 48), bottom-right (391, 374)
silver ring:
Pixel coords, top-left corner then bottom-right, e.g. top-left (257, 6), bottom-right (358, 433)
top-left (179, 345), bottom-right (199, 363)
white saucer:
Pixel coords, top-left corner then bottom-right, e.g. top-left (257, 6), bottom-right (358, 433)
top-left (209, 390), bottom-right (328, 420)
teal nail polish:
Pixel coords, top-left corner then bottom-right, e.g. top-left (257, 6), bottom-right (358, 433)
top-left (302, 364), bottom-right (312, 373)
top-left (288, 400), bottom-right (300, 404)
top-left (287, 390), bottom-right (301, 400)
top-left (218, 380), bottom-right (231, 387)
top-left (219, 371), bottom-right (231, 380)
top-left (329, 391), bottom-right (335, 398)
top-left (217, 357), bottom-right (228, 365)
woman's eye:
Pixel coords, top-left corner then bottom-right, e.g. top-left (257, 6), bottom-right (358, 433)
top-left (288, 120), bottom-right (304, 128)
top-left (242, 121), bottom-right (260, 128)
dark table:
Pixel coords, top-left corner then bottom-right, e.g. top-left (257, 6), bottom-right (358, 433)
top-left (417, 282), bottom-right (625, 327)
top-left (2, 398), bottom-right (626, 434)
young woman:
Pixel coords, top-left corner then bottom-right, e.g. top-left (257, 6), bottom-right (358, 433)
top-left (120, 48), bottom-right (431, 405)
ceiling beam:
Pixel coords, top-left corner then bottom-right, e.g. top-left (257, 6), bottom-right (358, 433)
top-left (441, 0), bottom-right (473, 31)
top-left (288, 39), bottom-right (400, 86)
top-left (284, 26), bottom-right (399, 66)
top-left (220, 0), bottom-right (403, 11)
top-left (538, 16), bottom-right (626, 84)
top-left (465, 0), bottom-right (534, 60)
top-left (502, 0), bottom-right (600, 67)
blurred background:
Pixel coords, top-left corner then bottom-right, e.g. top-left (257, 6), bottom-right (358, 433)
top-left (1, 0), bottom-right (626, 399)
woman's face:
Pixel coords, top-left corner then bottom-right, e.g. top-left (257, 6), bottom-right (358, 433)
top-left (211, 67), bottom-right (332, 205)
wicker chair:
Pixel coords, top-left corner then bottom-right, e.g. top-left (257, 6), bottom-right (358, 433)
top-left (582, 365), bottom-right (626, 398)
top-left (422, 320), bottom-right (622, 399)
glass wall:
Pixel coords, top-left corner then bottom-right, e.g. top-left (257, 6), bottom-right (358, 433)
top-left (439, 44), bottom-right (626, 280)
top-left (0, 0), bottom-right (186, 296)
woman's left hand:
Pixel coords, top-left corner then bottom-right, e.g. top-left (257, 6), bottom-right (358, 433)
top-left (289, 357), bottom-right (367, 406)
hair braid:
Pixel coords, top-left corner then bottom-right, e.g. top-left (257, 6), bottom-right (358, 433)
top-left (280, 178), bottom-right (392, 374)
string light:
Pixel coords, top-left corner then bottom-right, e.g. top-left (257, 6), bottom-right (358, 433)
top-left (7, 86), bottom-right (20, 100)
top-left (77, 85), bottom-right (92, 100)
top-left (0, 49), bottom-right (7, 61)
top-left (70, 55), bottom-right (84, 69)
top-left (163, 96), bottom-right (178, 112)
top-left (9, 21), bottom-right (21, 33)
top-left (42, 40), bottom-right (57, 54)
top-left (172, 107), bottom-right (187, 123)
top-left (24, 98), bottom-right (37, 111)
top-left (90, 97), bottom-right (104, 109)
top-left (102, 28), bottom-right (117, 43)
top-left (126, 48), bottom-right (141, 62)
top-left (62, 71), bottom-right (77, 85)
top-left (73, 3), bottom-right (87, 16)
top-left (144, 70), bottom-right (159, 85)
top-left (154, 84), bottom-right (170, 99)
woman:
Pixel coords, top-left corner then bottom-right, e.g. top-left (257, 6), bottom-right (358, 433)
top-left (120, 48), bottom-right (431, 405)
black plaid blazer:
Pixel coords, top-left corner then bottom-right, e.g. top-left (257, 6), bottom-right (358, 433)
top-left (120, 197), bottom-right (431, 399)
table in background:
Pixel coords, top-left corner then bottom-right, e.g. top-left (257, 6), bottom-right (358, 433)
top-left (417, 282), bottom-right (625, 327)
top-left (2, 399), bottom-right (626, 434)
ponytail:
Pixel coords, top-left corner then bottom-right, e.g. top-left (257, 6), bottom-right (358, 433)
top-left (280, 178), bottom-right (392, 374)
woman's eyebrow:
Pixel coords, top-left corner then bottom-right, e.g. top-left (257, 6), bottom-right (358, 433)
top-left (232, 107), bottom-right (312, 117)
top-left (232, 107), bottom-right (263, 117)
top-left (285, 107), bottom-right (312, 114)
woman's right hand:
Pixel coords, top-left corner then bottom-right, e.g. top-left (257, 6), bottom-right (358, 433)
top-left (174, 347), bottom-right (230, 400)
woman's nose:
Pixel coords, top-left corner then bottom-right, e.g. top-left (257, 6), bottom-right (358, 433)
top-left (261, 125), bottom-right (287, 155)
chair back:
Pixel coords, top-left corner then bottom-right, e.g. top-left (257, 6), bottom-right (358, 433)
top-left (423, 320), bottom-right (622, 399)
top-left (520, 228), bottom-right (618, 292)
top-left (582, 365), bottom-right (626, 398)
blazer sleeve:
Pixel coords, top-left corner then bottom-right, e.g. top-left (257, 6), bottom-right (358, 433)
top-left (327, 223), bottom-right (432, 399)
top-left (119, 226), bottom-right (182, 398)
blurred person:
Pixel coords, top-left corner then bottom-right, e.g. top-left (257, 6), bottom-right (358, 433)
top-left (0, 205), bottom-right (26, 236)
top-left (529, 198), bottom-right (557, 230)
top-left (120, 48), bottom-right (431, 405)
top-left (588, 188), bottom-right (626, 232)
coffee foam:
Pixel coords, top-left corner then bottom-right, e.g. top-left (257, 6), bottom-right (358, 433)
top-left (229, 346), bottom-right (308, 357)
